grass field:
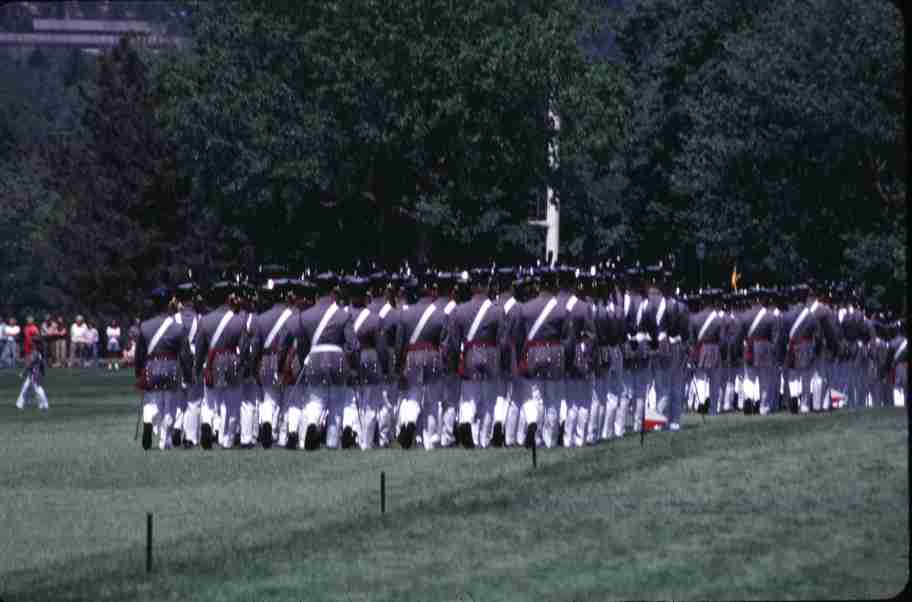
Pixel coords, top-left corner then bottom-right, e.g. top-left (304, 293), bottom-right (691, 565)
top-left (0, 368), bottom-right (908, 601)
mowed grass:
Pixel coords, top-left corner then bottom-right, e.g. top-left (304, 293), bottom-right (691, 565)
top-left (0, 368), bottom-right (908, 602)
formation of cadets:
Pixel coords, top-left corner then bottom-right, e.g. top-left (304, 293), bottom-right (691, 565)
top-left (134, 261), bottom-right (908, 451)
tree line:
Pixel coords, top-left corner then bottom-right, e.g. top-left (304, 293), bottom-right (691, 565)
top-left (0, 0), bottom-right (905, 318)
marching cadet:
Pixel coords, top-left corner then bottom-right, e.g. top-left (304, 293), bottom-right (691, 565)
top-left (689, 289), bottom-right (725, 415)
top-left (280, 272), bottom-right (356, 450)
top-left (491, 267), bottom-right (519, 447)
top-left (595, 264), bottom-right (628, 440)
top-left (623, 266), bottom-right (653, 433)
top-left (834, 285), bottom-right (862, 408)
top-left (366, 270), bottom-right (396, 447)
top-left (436, 271), bottom-right (460, 447)
top-left (250, 276), bottom-right (296, 448)
top-left (886, 317), bottom-right (907, 407)
top-left (346, 275), bottom-right (391, 449)
top-left (275, 276), bottom-right (316, 449)
top-left (666, 271), bottom-right (689, 430)
top-left (172, 281), bottom-right (201, 447)
top-left (514, 265), bottom-right (573, 448)
top-left (563, 267), bottom-right (597, 447)
top-left (739, 288), bottom-right (780, 415)
top-left (195, 280), bottom-right (248, 449)
top-left (808, 282), bottom-right (841, 412)
top-left (16, 335), bottom-right (49, 410)
top-left (136, 287), bottom-right (193, 450)
top-left (395, 269), bottom-right (451, 449)
top-left (449, 268), bottom-right (503, 448)
top-left (238, 281), bottom-right (261, 447)
top-left (640, 265), bottom-right (677, 430)
top-left (869, 313), bottom-right (895, 407)
top-left (719, 292), bottom-right (739, 413)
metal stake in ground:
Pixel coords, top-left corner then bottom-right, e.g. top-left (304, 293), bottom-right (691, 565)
top-left (146, 512), bottom-right (153, 573)
top-left (532, 436), bottom-right (537, 468)
top-left (380, 471), bottom-right (386, 514)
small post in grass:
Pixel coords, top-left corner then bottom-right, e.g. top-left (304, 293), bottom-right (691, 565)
top-left (532, 437), bottom-right (537, 469)
top-left (146, 512), bottom-right (153, 573)
top-left (380, 471), bottom-right (386, 514)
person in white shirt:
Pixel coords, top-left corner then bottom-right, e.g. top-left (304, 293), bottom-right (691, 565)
top-left (106, 320), bottom-right (122, 371)
top-left (1, 318), bottom-right (21, 368)
top-left (86, 322), bottom-right (100, 367)
top-left (70, 315), bottom-right (89, 368)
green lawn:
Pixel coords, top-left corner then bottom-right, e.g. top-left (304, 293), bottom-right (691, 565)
top-left (0, 368), bottom-right (908, 601)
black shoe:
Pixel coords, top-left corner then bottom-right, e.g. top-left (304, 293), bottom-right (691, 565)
top-left (399, 422), bottom-right (416, 449)
top-left (260, 423), bottom-right (273, 449)
top-left (171, 429), bottom-right (183, 447)
top-left (201, 424), bottom-right (213, 449)
top-left (491, 422), bottom-right (505, 447)
top-left (789, 397), bottom-right (799, 414)
top-left (183, 439), bottom-right (195, 449)
top-left (233, 433), bottom-right (242, 448)
top-left (743, 402), bottom-right (752, 416)
top-left (524, 422), bottom-right (538, 449)
top-left (557, 421), bottom-right (565, 447)
top-left (373, 424), bottom-right (380, 448)
top-left (304, 425), bottom-right (320, 450)
top-left (341, 426), bottom-right (356, 449)
top-left (698, 399), bottom-right (709, 415)
top-left (320, 426), bottom-right (327, 446)
top-left (459, 424), bottom-right (475, 449)
top-left (141, 423), bottom-right (153, 450)
top-left (286, 432), bottom-right (299, 450)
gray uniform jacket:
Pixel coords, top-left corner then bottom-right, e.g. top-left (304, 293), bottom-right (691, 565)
top-left (689, 308), bottom-right (724, 369)
top-left (395, 296), bottom-right (452, 385)
top-left (251, 303), bottom-right (296, 386)
top-left (449, 293), bottom-right (504, 381)
top-left (498, 294), bottom-right (521, 379)
top-left (593, 297), bottom-right (627, 377)
top-left (194, 305), bottom-right (250, 388)
top-left (514, 293), bottom-right (574, 380)
top-left (281, 298), bottom-right (356, 387)
top-left (738, 305), bottom-right (779, 368)
top-left (137, 312), bottom-right (193, 391)
top-left (565, 293), bottom-right (597, 378)
top-left (346, 303), bottom-right (390, 385)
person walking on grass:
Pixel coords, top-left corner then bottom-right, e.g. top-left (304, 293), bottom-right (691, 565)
top-left (16, 336), bottom-right (49, 410)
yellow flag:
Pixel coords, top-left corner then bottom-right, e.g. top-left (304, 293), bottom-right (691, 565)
top-left (731, 264), bottom-right (740, 290)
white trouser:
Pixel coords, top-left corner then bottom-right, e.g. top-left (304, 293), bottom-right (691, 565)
top-left (502, 380), bottom-right (525, 447)
top-left (459, 379), bottom-right (496, 448)
top-left (562, 378), bottom-right (591, 448)
top-left (522, 379), bottom-right (562, 448)
top-left (341, 386), bottom-right (360, 441)
top-left (16, 377), bottom-right (49, 409)
top-left (601, 370), bottom-right (630, 439)
top-left (587, 378), bottom-right (605, 444)
top-left (627, 367), bottom-right (651, 433)
top-left (142, 390), bottom-right (181, 450)
top-left (301, 383), bottom-right (346, 449)
top-left (652, 365), bottom-right (671, 423)
top-left (357, 384), bottom-right (393, 449)
top-left (217, 387), bottom-right (243, 448)
top-left (441, 376), bottom-right (460, 447)
top-left (259, 385), bottom-right (283, 432)
top-left (743, 366), bottom-right (777, 415)
top-left (693, 368), bottom-right (724, 415)
top-left (787, 369), bottom-right (812, 412)
top-left (398, 381), bottom-right (442, 449)
top-left (182, 385), bottom-right (204, 445)
top-left (239, 383), bottom-right (259, 446)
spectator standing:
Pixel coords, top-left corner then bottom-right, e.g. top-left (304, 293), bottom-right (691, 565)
top-left (128, 317), bottom-right (140, 342)
top-left (1, 318), bottom-right (21, 368)
top-left (50, 317), bottom-right (67, 368)
top-left (0, 317), bottom-right (10, 368)
top-left (23, 316), bottom-right (40, 357)
top-left (86, 321), bottom-right (100, 367)
top-left (106, 319), bottom-right (122, 370)
top-left (122, 337), bottom-right (136, 366)
top-left (70, 315), bottom-right (89, 368)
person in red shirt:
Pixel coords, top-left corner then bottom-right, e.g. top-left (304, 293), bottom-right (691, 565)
top-left (23, 317), bottom-right (40, 357)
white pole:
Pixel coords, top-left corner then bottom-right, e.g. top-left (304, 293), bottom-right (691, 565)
top-left (544, 109), bottom-right (560, 265)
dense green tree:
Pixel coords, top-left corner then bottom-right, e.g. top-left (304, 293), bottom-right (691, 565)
top-left (608, 0), bottom-right (905, 306)
top-left (158, 0), bottom-right (623, 268)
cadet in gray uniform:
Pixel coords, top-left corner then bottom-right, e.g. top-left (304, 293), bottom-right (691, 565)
top-left (367, 271), bottom-right (397, 447)
top-left (623, 267), bottom-right (652, 432)
top-left (563, 267), bottom-right (597, 447)
top-left (346, 275), bottom-right (391, 449)
top-left (136, 287), bottom-right (193, 450)
top-left (665, 273), bottom-right (689, 430)
top-left (172, 281), bottom-right (201, 447)
top-left (886, 318), bottom-right (907, 407)
top-left (436, 271), bottom-right (460, 448)
top-left (689, 289), bottom-right (725, 415)
top-left (281, 272), bottom-right (356, 450)
top-left (395, 270), bottom-right (451, 450)
top-left (194, 281), bottom-right (248, 449)
top-left (450, 268), bottom-right (504, 448)
top-left (812, 284), bottom-right (842, 411)
top-left (641, 265), bottom-right (673, 431)
top-left (239, 282), bottom-right (260, 447)
top-left (595, 265), bottom-right (628, 440)
top-left (514, 266), bottom-right (573, 449)
top-left (739, 288), bottom-right (780, 415)
top-left (250, 277), bottom-right (296, 448)
top-left (491, 267), bottom-right (519, 447)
